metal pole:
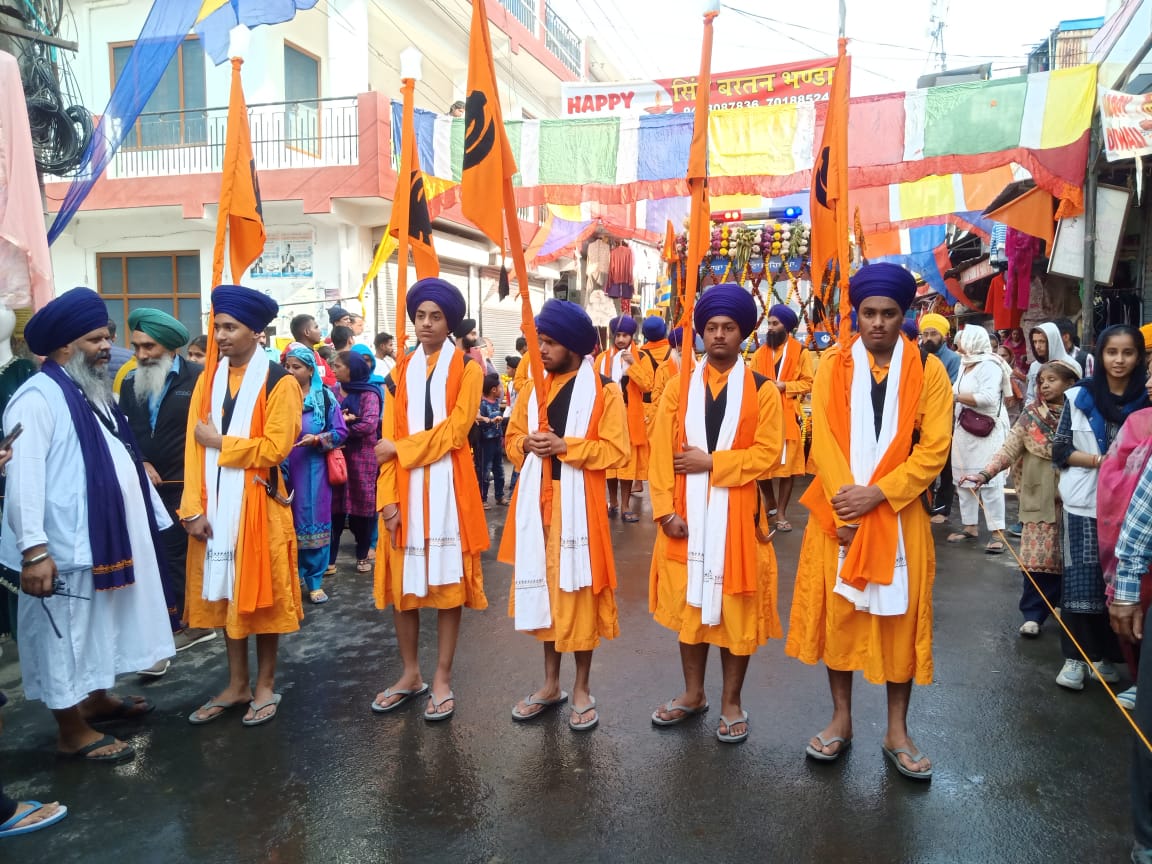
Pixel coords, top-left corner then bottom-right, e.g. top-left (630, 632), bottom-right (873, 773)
top-left (1083, 120), bottom-right (1099, 346)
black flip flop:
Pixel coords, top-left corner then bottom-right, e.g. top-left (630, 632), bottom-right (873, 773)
top-left (58, 733), bottom-right (135, 763)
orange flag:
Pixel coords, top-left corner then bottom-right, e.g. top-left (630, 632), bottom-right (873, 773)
top-left (211, 57), bottom-right (265, 287)
top-left (984, 186), bottom-right (1056, 248)
top-left (462, 0), bottom-right (547, 429)
top-left (389, 76), bottom-right (439, 345)
top-left (809, 38), bottom-right (851, 342)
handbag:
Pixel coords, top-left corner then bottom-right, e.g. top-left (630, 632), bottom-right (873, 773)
top-left (958, 407), bottom-right (995, 437)
top-left (326, 447), bottom-right (347, 485)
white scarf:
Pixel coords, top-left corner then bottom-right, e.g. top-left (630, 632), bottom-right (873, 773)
top-left (401, 345), bottom-right (463, 598)
top-left (599, 348), bottom-right (625, 384)
top-left (683, 358), bottom-right (746, 626)
top-left (774, 339), bottom-right (789, 466)
top-left (203, 349), bottom-right (269, 601)
top-left (832, 338), bottom-right (909, 616)
top-left (513, 360), bottom-right (598, 631)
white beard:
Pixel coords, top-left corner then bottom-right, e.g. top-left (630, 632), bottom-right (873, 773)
top-left (133, 354), bottom-right (174, 406)
top-left (65, 351), bottom-right (114, 410)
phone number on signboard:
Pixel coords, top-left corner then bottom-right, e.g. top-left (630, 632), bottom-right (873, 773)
top-left (700, 93), bottom-right (830, 111)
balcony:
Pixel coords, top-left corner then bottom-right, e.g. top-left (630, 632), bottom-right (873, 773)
top-left (544, 3), bottom-right (582, 77)
top-left (104, 97), bottom-right (359, 180)
top-left (498, 0), bottom-right (538, 35)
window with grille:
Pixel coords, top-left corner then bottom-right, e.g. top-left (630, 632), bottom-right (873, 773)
top-left (111, 38), bottom-right (207, 149)
top-left (97, 252), bottom-right (204, 344)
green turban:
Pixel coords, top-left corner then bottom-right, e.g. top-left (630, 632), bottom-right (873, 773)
top-left (128, 308), bottom-right (189, 350)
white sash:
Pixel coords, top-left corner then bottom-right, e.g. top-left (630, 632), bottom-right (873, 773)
top-left (203, 349), bottom-right (269, 601)
top-left (513, 361), bottom-right (598, 631)
top-left (684, 358), bottom-right (745, 626)
top-left (775, 340), bottom-right (789, 466)
top-left (401, 345), bottom-right (463, 598)
top-left (832, 338), bottom-right (909, 616)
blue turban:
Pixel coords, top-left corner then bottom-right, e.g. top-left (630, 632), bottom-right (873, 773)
top-left (901, 320), bottom-right (920, 340)
top-left (608, 315), bottom-right (622, 336)
top-left (642, 316), bottom-right (667, 342)
top-left (768, 304), bottom-right (799, 332)
top-left (848, 263), bottom-right (918, 313)
top-left (669, 326), bottom-right (684, 348)
top-left (24, 287), bottom-right (109, 356)
top-left (615, 316), bottom-right (638, 336)
top-left (694, 283), bottom-right (757, 339)
top-left (536, 299), bottom-right (597, 356)
top-left (407, 277), bottom-right (467, 333)
top-left (212, 285), bottom-right (279, 332)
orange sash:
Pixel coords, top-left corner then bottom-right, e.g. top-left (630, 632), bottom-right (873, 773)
top-left (753, 337), bottom-right (803, 442)
top-left (498, 372), bottom-right (615, 594)
top-left (391, 349), bottom-right (489, 556)
top-left (667, 365), bottom-right (761, 596)
top-left (799, 336), bottom-right (923, 589)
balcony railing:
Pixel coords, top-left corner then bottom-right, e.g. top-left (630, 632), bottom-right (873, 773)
top-left (103, 97), bottom-right (359, 180)
top-left (498, 0), bottom-right (538, 35)
top-left (544, 3), bottom-right (582, 77)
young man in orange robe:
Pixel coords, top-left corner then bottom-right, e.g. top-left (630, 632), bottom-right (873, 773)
top-left (499, 300), bottom-right (629, 731)
top-left (786, 263), bottom-right (952, 781)
top-left (650, 326), bottom-right (683, 411)
top-left (648, 283), bottom-right (783, 744)
top-left (750, 304), bottom-right (814, 533)
top-left (594, 316), bottom-right (652, 522)
top-left (182, 285), bottom-right (304, 727)
top-left (371, 278), bottom-right (488, 722)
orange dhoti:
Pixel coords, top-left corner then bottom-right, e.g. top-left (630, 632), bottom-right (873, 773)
top-left (610, 442), bottom-right (649, 482)
top-left (373, 534), bottom-right (487, 612)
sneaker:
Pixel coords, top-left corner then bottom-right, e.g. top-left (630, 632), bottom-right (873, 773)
top-left (1089, 660), bottom-right (1122, 683)
top-left (173, 628), bottom-right (217, 653)
top-left (1018, 620), bottom-right (1040, 638)
top-left (1117, 686), bottom-right (1138, 711)
top-left (137, 658), bottom-right (171, 678)
top-left (1056, 659), bottom-right (1086, 690)
top-left (1007, 522), bottom-right (1023, 537)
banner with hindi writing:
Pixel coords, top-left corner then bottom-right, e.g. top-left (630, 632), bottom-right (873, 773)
top-left (1100, 86), bottom-right (1152, 162)
top-left (560, 57), bottom-right (836, 117)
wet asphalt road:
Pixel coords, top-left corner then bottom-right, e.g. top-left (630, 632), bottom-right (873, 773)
top-left (0, 480), bottom-right (1137, 863)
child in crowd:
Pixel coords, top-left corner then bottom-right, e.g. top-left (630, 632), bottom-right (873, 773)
top-left (477, 372), bottom-right (507, 509)
top-left (962, 360), bottom-right (1080, 637)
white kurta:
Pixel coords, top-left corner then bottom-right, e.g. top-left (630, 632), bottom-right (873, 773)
top-left (5, 376), bottom-right (174, 709)
top-left (951, 358), bottom-right (1009, 485)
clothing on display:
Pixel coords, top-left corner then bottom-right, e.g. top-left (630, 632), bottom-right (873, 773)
top-left (607, 242), bottom-right (635, 300)
top-left (585, 237), bottom-right (611, 294)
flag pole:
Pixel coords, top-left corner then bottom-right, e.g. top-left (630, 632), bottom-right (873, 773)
top-left (833, 36), bottom-right (852, 344)
top-left (394, 74), bottom-right (417, 352)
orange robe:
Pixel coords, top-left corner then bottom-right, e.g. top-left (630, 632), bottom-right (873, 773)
top-left (637, 339), bottom-right (671, 430)
top-left (648, 363), bottom-right (784, 655)
top-left (750, 339), bottom-right (814, 478)
top-left (498, 370), bottom-right (629, 651)
top-left (512, 353), bottom-right (530, 395)
top-left (786, 348), bottom-right (952, 685)
top-left (596, 345), bottom-right (653, 482)
top-left (374, 350), bottom-right (488, 611)
top-left (180, 365), bottom-right (304, 639)
top-left (650, 352), bottom-right (680, 415)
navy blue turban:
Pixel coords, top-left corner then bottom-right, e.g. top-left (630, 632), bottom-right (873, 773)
top-left (694, 283), bottom-right (757, 339)
top-left (901, 320), bottom-right (920, 340)
top-left (407, 277), bottom-right (467, 333)
top-left (669, 326), bottom-right (684, 348)
top-left (615, 316), bottom-right (638, 336)
top-left (24, 287), bottom-right (110, 356)
top-left (212, 285), bottom-right (279, 332)
top-left (848, 263), bottom-right (918, 313)
top-left (768, 304), bottom-right (799, 332)
top-left (642, 316), bottom-right (667, 342)
top-left (536, 299), bottom-right (598, 357)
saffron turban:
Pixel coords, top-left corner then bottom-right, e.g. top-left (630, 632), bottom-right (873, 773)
top-left (669, 326), bottom-right (684, 348)
top-left (694, 283), bottom-right (757, 339)
top-left (452, 317), bottom-right (478, 340)
top-left (615, 316), bottom-right (638, 336)
top-left (901, 320), bottom-right (921, 340)
top-left (128, 308), bottom-right (189, 349)
top-left (24, 287), bottom-right (109, 356)
top-left (848, 263), bottom-right (918, 313)
top-left (768, 304), bottom-right (799, 332)
top-left (212, 285), bottom-right (278, 332)
top-left (536, 299), bottom-right (598, 357)
top-left (919, 312), bottom-right (950, 337)
top-left (642, 316), bottom-right (667, 342)
top-left (407, 277), bottom-right (467, 333)
top-left (1141, 323), bottom-right (1152, 352)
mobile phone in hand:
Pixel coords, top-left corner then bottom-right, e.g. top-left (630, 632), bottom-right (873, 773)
top-left (0, 423), bottom-right (24, 451)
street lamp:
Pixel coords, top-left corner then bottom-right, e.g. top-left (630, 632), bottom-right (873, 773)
top-left (400, 46), bottom-right (423, 82)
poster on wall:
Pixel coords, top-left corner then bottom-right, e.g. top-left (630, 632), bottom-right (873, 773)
top-left (250, 229), bottom-right (315, 279)
top-left (560, 57), bottom-right (837, 117)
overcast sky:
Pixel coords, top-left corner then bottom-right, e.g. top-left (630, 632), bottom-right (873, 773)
top-left (550, 0), bottom-right (1110, 95)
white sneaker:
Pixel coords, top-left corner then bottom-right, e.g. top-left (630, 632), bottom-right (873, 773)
top-left (1019, 621), bottom-right (1040, 637)
top-left (1089, 660), bottom-right (1122, 683)
top-left (1117, 686), bottom-right (1138, 711)
top-left (1056, 659), bottom-right (1086, 690)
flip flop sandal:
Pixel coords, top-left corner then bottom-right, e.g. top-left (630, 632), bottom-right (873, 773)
top-left (805, 734), bottom-right (852, 762)
top-left (775, 520), bottom-right (793, 533)
top-left (356, 559), bottom-right (372, 573)
top-left (424, 691), bottom-right (455, 722)
top-left (0, 802), bottom-right (69, 837)
top-left (242, 694), bottom-right (282, 727)
top-left (716, 710), bottom-right (750, 744)
top-left (511, 690), bottom-right (569, 721)
top-left (651, 699), bottom-right (709, 726)
top-left (309, 590), bottom-right (330, 605)
top-left (324, 565), bottom-right (337, 576)
top-left (188, 698), bottom-right (247, 725)
top-left (883, 745), bottom-right (933, 781)
top-left (985, 542), bottom-right (1006, 555)
top-left (569, 698), bottom-right (599, 732)
top-left (371, 683), bottom-right (429, 714)
top-left (607, 506), bottom-right (620, 519)
top-left (946, 532), bottom-right (978, 543)
top-left (88, 695), bottom-right (155, 723)
top-left (622, 512), bottom-right (640, 523)
top-left (58, 733), bottom-right (135, 763)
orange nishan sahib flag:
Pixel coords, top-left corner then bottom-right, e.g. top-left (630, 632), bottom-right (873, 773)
top-left (214, 57), bottom-right (265, 285)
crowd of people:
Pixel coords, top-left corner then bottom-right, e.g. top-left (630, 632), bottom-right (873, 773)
top-left (2, 268), bottom-right (1152, 860)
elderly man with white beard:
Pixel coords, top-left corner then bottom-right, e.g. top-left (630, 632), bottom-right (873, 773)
top-left (2, 288), bottom-right (175, 763)
top-left (119, 309), bottom-right (213, 674)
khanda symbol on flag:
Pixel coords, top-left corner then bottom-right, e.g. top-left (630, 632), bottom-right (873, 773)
top-left (463, 91), bottom-right (497, 172)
